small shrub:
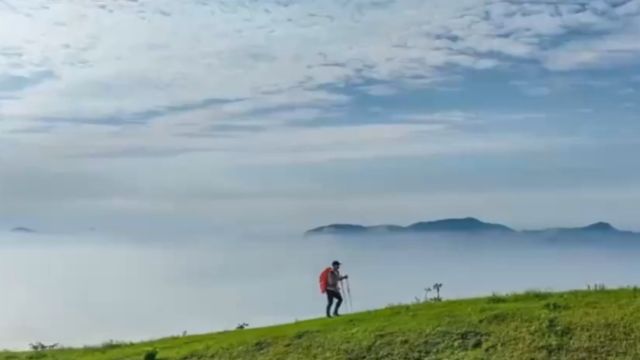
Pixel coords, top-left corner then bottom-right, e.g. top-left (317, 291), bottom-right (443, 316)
top-left (587, 283), bottom-right (606, 291)
top-left (423, 287), bottom-right (432, 302)
top-left (433, 283), bottom-right (444, 301)
top-left (253, 340), bottom-right (271, 352)
top-left (520, 289), bottom-right (552, 299)
top-left (487, 293), bottom-right (507, 304)
top-left (28, 342), bottom-right (59, 352)
top-left (385, 303), bottom-right (404, 309)
top-left (143, 348), bottom-right (158, 360)
top-left (26, 353), bottom-right (47, 360)
top-left (480, 311), bottom-right (510, 324)
top-left (98, 340), bottom-right (130, 349)
top-left (544, 301), bottom-right (568, 312)
top-left (292, 330), bottom-right (317, 340)
top-left (456, 330), bottom-right (485, 350)
top-left (543, 316), bottom-right (571, 338)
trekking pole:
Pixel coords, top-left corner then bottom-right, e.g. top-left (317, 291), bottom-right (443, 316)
top-left (339, 280), bottom-right (346, 312)
top-left (340, 279), bottom-right (350, 313)
top-left (346, 278), bottom-right (353, 312)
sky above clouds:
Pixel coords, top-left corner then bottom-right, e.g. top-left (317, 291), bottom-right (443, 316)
top-left (1, 0), bottom-right (640, 234)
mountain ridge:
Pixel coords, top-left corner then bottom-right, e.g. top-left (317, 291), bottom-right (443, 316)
top-left (10, 227), bottom-right (36, 233)
top-left (306, 217), bottom-right (638, 237)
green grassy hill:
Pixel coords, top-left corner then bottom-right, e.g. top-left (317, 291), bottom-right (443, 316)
top-left (4, 288), bottom-right (640, 360)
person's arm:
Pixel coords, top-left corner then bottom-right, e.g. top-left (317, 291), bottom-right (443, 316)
top-left (340, 274), bottom-right (349, 280)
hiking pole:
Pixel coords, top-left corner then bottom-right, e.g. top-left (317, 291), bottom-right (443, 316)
top-left (346, 278), bottom-right (353, 311)
top-left (339, 280), bottom-right (346, 312)
top-left (340, 279), bottom-right (350, 313)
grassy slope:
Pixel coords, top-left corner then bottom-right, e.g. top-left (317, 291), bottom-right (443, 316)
top-left (4, 289), bottom-right (640, 360)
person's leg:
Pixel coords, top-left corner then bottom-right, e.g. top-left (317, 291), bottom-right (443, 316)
top-left (326, 292), bottom-right (334, 318)
top-left (333, 291), bottom-right (343, 316)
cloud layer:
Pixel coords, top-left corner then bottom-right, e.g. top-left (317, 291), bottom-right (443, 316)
top-left (0, 0), bottom-right (639, 231)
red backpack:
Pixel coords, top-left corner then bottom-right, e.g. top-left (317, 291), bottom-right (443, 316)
top-left (319, 267), bottom-right (332, 293)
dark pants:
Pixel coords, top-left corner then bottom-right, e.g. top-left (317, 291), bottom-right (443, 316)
top-left (326, 289), bottom-right (343, 317)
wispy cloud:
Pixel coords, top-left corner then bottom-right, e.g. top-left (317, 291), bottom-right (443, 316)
top-left (619, 87), bottom-right (637, 95)
top-left (541, 17), bottom-right (640, 70)
top-left (0, 70), bottom-right (55, 93)
top-left (510, 81), bottom-right (553, 97)
top-left (357, 84), bottom-right (399, 97)
top-left (1, 0), bottom-right (639, 123)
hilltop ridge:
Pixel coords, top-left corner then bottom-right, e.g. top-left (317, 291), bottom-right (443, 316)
top-left (4, 288), bottom-right (640, 359)
top-left (306, 217), bottom-right (637, 238)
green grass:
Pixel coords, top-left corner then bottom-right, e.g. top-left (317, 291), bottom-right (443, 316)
top-left (4, 288), bottom-right (640, 359)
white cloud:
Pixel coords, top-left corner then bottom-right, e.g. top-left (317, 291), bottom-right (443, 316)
top-left (0, 0), bottom-right (639, 232)
top-left (0, 1), bottom-right (636, 162)
top-left (357, 84), bottom-right (399, 96)
top-left (508, 75), bottom-right (629, 97)
top-left (2, 106), bottom-right (579, 167)
top-left (510, 80), bottom-right (552, 96)
top-left (393, 111), bottom-right (480, 124)
top-left (541, 17), bottom-right (640, 70)
top-left (0, 0), bottom-right (639, 123)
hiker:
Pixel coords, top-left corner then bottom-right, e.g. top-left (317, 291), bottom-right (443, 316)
top-left (319, 260), bottom-right (348, 318)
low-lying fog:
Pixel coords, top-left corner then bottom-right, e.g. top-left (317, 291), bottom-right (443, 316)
top-left (1, 231), bottom-right (639, 349)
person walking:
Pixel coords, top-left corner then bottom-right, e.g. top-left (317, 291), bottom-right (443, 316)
top-left (319, 260), bottom-right (348, 318)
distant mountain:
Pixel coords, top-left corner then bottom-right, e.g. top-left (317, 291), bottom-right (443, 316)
top-left (306, 217), bottom-right (514, 236)
top-left (523, 222), bottom-right (636, 238)
top-left (367, 225), bottom-right (406, 233)
top-left (11, 227), bottom-right (36, 233)
top-left (305, 218), bottom-right (638, 238)
top-left (306, 224), bottom-right (368, 235)
top-left (406, 217), bottom-right (514, 233)
top-left (583, 222), bottom-right (617, 232)
top-left (306, 223), bottom-right (408, 235)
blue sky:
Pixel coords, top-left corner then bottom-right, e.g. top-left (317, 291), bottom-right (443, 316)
top-left (1, 0), bottom-right (639, 232)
